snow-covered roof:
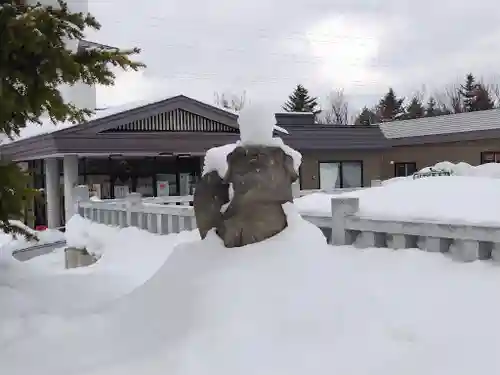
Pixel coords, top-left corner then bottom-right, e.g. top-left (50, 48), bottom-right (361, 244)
top-left (0, 94), bottom-right (239, 146)
top-left (379, 108), bottom-right (500, 139)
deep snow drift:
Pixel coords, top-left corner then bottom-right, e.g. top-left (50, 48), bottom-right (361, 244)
top-left (1, 205), bottom-right (500, 375)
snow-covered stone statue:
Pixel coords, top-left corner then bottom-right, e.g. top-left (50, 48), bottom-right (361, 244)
top-left (194, 108), bottom-right (301, 247)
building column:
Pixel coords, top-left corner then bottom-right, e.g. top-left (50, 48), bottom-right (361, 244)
top-left (45, 158), bottom-right (61, 228)
top-left (63, 154), bottom-right (79, 223)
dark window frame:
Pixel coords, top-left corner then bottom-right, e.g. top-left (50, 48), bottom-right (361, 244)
top-left (393, 162), bottom-right (417, 177)
top-left (480, 151), bottom-right (500, 164)
top-left (317, 160), bottom-right (364, 188)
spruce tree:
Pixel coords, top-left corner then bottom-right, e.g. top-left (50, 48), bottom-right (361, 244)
top-left (376, 88), bottom-right (405, 121)
top-left (425, 97), bottom-right (439, 117)
top-left (460, 73), bottom-right (476, 112)
top-left (282, 84), bottom-right (320, 114)
top-left (459, 74), bottom-right (495, 112)
top-left (404, 96), bottom-right (425, 119)
top-left (0, 0), bottom-right (143, 238)
top-left (354, 107), bottom-right (379, 125)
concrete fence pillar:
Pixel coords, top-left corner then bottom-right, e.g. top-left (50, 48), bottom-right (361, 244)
top-left (126, 192), bottom-right (142, 227)
top-left (331, 197), bottom-right (359, 245)
top-left (73, 185), bottom-right (90, 217)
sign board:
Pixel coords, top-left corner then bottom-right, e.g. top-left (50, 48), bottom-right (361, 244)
top-left (413, 168), bottom-right (453, 179)
top-left (156, 181), bottom-right (170, 196)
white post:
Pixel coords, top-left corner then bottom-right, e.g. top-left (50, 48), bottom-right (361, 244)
top-left (72, 185), bottom-right (89, 217)
top-left (331, 197), bottom-right (360, 246)
top-left (45, 158), bottom-right (61, 228)
top-left (126, 193), bottom-right (142, 227)
top-left (63, 155), bottom-right (79, 223)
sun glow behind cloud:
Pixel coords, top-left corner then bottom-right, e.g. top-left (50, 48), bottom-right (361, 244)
top-left (305, 15), bottom-right (384, 92)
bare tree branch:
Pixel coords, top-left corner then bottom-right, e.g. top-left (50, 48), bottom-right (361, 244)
top-left (214, 90), bottom-right (247, 112)
top-left (485, 82), bottom-right (500, 107)
top-left (319, 89), bottom-right (350, 125)
top-left (434, 83), bottom-right (462, 114)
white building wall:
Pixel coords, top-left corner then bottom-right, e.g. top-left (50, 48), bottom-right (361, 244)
top-left (27, 0), bottom-right (96, 111)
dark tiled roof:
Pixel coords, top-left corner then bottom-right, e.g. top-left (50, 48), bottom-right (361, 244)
top-left (278, 124), bottom-right (389, 150)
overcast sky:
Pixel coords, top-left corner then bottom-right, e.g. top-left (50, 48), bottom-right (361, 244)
top-left (84, 0), bottom-right (500, 120)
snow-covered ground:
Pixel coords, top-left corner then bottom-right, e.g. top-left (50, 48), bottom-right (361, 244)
top-left (1, 160), bottom-right (500, 374)
top-left (296, 162), bottom-right (500, 226)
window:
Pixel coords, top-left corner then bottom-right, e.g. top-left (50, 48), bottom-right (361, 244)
top-left (481, 152), bottom-right (500, 164)
top-left (394, 162), bottom-right (417, 177)
top-left (318, 161), bottom-right (363, 189)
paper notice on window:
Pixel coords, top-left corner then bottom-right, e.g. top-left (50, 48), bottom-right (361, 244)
top-left (156, 181), bottom-right (170, 196)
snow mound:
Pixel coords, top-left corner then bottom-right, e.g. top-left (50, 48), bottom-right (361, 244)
top-left (414, 161), bottom-right (500, 178)
top-left (295, 175), bottom-right (500, 226)
top-left (2, 205), bottom-right (500, 374)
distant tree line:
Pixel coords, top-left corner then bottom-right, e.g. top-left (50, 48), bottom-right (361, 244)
top-left (280, 73), bottom-right (500, 125)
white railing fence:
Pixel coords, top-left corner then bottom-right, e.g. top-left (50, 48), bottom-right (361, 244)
top-left (331, 196), bottom-right (500, 262)
top-left (75, 187), bottom-right (196, 236)
top-left (73, 185), bottom-right (340, 237)
top-left (73, 185), bottom-right (498, 262)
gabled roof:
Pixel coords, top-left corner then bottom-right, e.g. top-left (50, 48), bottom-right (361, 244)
top-left (0, 95), bottom-right (241, 160)
top-left (0, 94), bottom-right (238, 145)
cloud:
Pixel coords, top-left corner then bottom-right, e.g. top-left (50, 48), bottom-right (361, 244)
top-left (86, 0), bottom-right (500, 119)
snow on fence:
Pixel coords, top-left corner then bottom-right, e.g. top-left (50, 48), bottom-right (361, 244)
top-left (331, 196), bottom-right (500, 262)
top-left (74, 186), bottom-right (500, 262)
top-left (73, 185), bottom-right (341, 236)
top-left (76, 190), bottom-right (197, 235)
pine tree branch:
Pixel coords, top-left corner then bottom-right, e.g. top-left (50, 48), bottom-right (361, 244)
top-left (0, 0), bottom-right (145, 138)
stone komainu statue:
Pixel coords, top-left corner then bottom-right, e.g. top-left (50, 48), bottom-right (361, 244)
top-left (194, 145), bottom-right (298, 248)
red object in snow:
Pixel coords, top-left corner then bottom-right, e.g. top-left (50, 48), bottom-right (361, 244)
top-left (35, 225), bottom-right (48, 231)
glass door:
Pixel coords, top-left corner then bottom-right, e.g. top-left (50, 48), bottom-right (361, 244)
top-left (319, 162), bottom-right (340, 190)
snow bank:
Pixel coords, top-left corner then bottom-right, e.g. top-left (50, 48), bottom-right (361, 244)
top-left (1, 203), bottom-right (500, 374)
top-left (419, 161), bottom-right (500, 178)
top-left (295, 176), bottom-right (500, 226)
top-left (65, 215), bottom-right (199, 284)
top-left (2, 204), bottom-right (500, 375)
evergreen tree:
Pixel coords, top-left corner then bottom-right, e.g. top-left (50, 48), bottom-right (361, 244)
top-left (282, 84), bottom-right (320, 114)
top-left (376, 88), bottom-right (405, 121)
top-left (460, 73), bottom-right (476, 112)
top-left (404, 95), bottom-right (425, 119)
top-left (354, 107), bottom-right (380, 125)
top-left (425, 97), bottom-right (439, 117)
top-left (460, 73), bottom-right (495, 112)
top-left (0, 0), bottom-right (143, 238)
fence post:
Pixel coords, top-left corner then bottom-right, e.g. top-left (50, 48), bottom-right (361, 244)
top-left (125, 192), bottom-right (142, 227)
top-left (73, 185), bottom-right (90, 218)
top-left (331, 197), bottom-right (359, 245)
